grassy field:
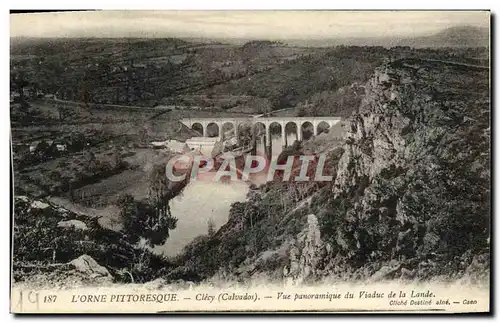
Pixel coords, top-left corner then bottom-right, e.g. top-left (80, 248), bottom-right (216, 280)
top-left (72, 148), bottom-right (172, 206)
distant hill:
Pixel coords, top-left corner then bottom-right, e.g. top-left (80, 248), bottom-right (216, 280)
top-left (9, 30), bottom-right (489, 115)
top-left (397, 26), bottom-right (489, 48)
top-left (222, 26), bottom-right (490, 49)
top-left (11, 25), bottom-right (490, 51)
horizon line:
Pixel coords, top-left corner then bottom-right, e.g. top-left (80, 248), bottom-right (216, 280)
top-left (10, 11), bottom-right (490, 40)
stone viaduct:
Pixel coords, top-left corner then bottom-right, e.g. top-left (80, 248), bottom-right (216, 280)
top-left (179, 116), bottom-right (342, 148)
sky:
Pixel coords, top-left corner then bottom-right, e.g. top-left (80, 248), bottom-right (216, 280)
top-left (10, 11), bottom-right (490, 40)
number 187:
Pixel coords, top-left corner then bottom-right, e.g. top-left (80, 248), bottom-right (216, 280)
top-left (44, 295), bottom-right (57, 303)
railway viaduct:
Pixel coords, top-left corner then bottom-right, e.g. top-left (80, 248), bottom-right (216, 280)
top-left (179, 116), bottom-right (342, 148)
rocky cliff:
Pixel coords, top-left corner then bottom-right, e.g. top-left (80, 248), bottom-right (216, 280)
top-left (319, 58), bottom-right (490, 282)
top-left (171, 58), bottom-right (490, 285)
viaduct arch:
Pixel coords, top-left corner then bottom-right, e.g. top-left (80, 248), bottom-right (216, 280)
top-left (180, 116), bottom-right (342, 149)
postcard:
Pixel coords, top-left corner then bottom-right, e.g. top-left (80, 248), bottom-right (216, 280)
top-left (10, 10), bottom-right (491, 313)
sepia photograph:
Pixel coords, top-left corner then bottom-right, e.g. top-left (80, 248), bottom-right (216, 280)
top-left (9, 10), bottom-right (491, 313)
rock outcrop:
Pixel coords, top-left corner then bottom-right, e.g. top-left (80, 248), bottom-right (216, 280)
top-left (13, 196), bottom-right (169, 285)
top-left (321, 58), bottom-right (490, 281)
top-left (69, 254), bottom-right (112, 279)
top-left (57, 220), bottom-right (88, 231)
top-left (285, 214), bottom-right (323, 285)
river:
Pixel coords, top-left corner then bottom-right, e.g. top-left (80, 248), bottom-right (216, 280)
top-left (156, 133), bottom-right (300, 257)
top-left (156, 180), bottom-right (250, 257)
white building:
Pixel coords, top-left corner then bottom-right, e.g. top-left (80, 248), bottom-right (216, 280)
top-left (185, 137), bottom-right (220, 156)
top-left (150, 141), bottom-right (167, 149)
top-left (166, 140), bottom-right (190, 153)
top-left (56, 144), bottom-right (67, 152)
top-left (150, 140), bottom-right (190, 153)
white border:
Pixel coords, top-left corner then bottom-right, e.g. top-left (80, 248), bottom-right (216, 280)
top-left (2, 1), bottom-right (497, 10)
top-left (2, 1), bottom-right (497, 322)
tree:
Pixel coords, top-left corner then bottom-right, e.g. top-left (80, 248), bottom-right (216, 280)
top-left (138, 128), bottom-right (147, 144)
top-left (207, 218), bottom-right (216, 236)
top-left (148, 164), bottom-right (169, 216)
top-left (84, 150), bottom-right (98, 173)
top-left (11, 71), bottom-right (29, 100)
top-left (118, 193), bottom-right (177, 247)
top-left (111, 146), bottom-right (123, 169)
top-left (296, 105), bottom-right (307, 117)
top-left (69, 132), bottom-right (86, 151)
top-left (146, 164), bottom-right (178, 245)
top-left (117, 163), bottom-right (188, 247)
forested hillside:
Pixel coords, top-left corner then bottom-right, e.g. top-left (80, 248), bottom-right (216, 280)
top-left (11, 37), bottom-right (488, 114)
top-left (167, 58), bottom-right (490, 285)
